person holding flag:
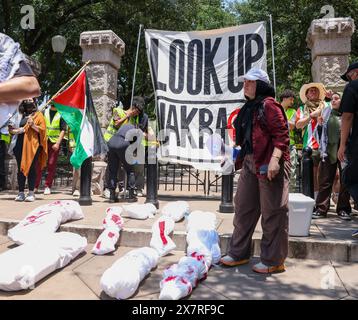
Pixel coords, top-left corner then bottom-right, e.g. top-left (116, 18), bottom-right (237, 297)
top-left (35, 102), bottom-right (66, 194)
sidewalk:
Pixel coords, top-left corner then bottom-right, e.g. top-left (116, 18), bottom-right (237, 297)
top-left (0, 236), bottom-right (356, 300)
top-left (0, 189), bottom-right (357, 300)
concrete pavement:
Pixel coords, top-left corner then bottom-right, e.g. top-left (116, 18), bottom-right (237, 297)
top-left (0, 237), bottom-right (356, 300)
top-left (0, 188), bottom-right (357, 300)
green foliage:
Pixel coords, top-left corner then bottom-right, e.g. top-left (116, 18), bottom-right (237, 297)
top-left (2, 0), bottom-right (357, 116)
top-left (0, 0), bottom-right (238, 117)
top-left (230, 0), bottom-right (358, 101)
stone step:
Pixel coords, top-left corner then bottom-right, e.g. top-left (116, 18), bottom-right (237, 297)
top-left (0, 218), bottom-right (356, 263)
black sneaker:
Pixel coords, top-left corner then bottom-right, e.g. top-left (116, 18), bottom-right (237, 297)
top-left (337, 210), bottom-right (352, 221)
top-left (312, 211), bottom-right (327, 219)
top-left (109, 190), bottom-right (119, 203)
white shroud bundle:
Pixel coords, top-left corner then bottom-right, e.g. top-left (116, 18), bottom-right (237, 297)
top-left (0, 232), bottom-right (87, 291)
top-left (8, 200), bottom-right (84, 245)
top-left (92, 207), bottom-right (124, 255)
top-left (122, 203), bottom-right (157, 220)
top-left (100, 247), bottom-right (159, 300)
top-left (150, 215), bottom-right (176, 257)
top-left (161, 201), bottom-right (190, 222)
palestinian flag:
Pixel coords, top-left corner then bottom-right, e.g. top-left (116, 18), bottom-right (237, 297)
top-left (53, 70), bottom-right (108, 168)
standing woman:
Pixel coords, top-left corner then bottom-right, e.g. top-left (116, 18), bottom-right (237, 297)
top-left (220, 68), bottom-right (290, 274)
top-left (8, 99), bottom-right (47, 201)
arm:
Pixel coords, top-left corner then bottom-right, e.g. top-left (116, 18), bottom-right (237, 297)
top-left (52, 130), bottom-right (66, 151)
top-left (265, 100), bottom-right (290, 180)
top-left (338, 113), bottom-right (354, 162)
top-left (0, 76), bottom-right (40, 103)
top-left (296, 115), bottom-right (310, 129)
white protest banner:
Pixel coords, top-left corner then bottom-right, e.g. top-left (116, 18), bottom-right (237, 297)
top-left (145, 22), bottom-right (267, 171)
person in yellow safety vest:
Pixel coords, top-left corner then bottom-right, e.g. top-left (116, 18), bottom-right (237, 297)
top-left (35, 103), bottom-right (66, 195)
top-left (104, 96), bottom-right (149, 201)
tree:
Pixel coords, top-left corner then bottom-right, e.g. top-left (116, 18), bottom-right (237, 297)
top-left (1, 0), bottom-right (237, 116)
top-left (229, 0), bottom-right (358, 96)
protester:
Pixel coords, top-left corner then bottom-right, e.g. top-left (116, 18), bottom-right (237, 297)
top-left (338, 62), bottom-right (358, 238)
top-left (312, 92), bottom-right (352, 220)
top-left (35, 103), bottom-right (66, 194)
top-left (220, 68), bottom-right (290, 273)
top-left (0, 33), bottom-right (40, 191)
top-left (67, 129), bottom-right (80, 197)
top-left (103, 96), bottom-right (148, 199)
top-left (107, 123), bottom-right (139, 203)
top-left (296, 83), bottom-right (328, 198)
top-left (280, 89), bottom-right (297, 192)
top-left (8, 99), bottom-right (47, 202)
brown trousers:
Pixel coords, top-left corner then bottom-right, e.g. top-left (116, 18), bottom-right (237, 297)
top-left (315, 160), bottom-right (351, 214)
top-left (228, 155), bottom-right (290, 267)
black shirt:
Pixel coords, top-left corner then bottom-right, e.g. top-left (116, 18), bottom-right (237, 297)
top-left (340, 80), bottom-right (358, 149)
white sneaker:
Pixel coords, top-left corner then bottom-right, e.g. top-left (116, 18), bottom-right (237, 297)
top-left (136, 189), bottom-right (144, 197)
top-left (25, 194), bottom-right (35, 202)
top-left (15, 192), bottom-right (26, 201)
top-left (103, 188), bottom-right (111, 199)
top-left (44, 187), bottom-right (51, 195)
top-left (72, 190), bottom-right (80, 197)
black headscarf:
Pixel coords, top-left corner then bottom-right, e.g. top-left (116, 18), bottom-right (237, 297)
top-left (233, 80), bottom-right (275, 159)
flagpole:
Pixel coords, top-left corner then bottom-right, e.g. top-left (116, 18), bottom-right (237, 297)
top-left (130, 24), bottom-right (143, 107)
top-left (269, 14), bottom-right (277, 93)
top-left (40, 60), bottom-right (91, 111)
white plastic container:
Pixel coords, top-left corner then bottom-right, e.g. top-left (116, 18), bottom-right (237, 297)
top-left (288, 193), bottom-right (315, 237)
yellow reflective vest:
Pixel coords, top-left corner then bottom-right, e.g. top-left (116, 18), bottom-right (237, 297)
top-left (104, 107), bottom-right (139, 142)
top-left (44, 108), bottom-right (61, 143)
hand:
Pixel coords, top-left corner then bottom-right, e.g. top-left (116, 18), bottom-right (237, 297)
top-left (310, 109), bottom-right (321, 119)
top-left (325, 90), bottom-right (333, 100)
top-left (52, 143), bottom-right (60, 151)
top-left (267, 156), bottom-right (280, 181)
top-left (338, 144), bottom-right (346, 162)
top-left (317, 116), bottom-right (324, 125)
top-left (27, 116), bottom-right (34, 127)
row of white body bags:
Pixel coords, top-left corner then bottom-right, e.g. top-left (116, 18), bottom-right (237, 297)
top-left (0, 232), bottom-right (87, 291)
top-left (8, 200), bottom-right (84, 245)
top-left (159, 211), bottom-right (221, 300)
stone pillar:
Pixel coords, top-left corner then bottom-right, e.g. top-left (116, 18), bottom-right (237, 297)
top-left (79, 30), bottom-right (125, 130)
top-left (307, 18), bottom-right (355, 92)
top-left (79, 30), bottom-right (125, 194)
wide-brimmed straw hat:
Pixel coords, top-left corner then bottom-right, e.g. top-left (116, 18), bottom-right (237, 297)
top-left (299, 83), bottom-right (326, 103)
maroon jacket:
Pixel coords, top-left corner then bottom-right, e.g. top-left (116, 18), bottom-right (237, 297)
top-left (236, 96), bottom-right (290, 177)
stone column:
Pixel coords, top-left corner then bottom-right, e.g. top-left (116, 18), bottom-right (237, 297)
top-left (80, 30), bottom-right (125, 130)
top-left (307, 18), bottom-right (355, 92)
top-left (79, 30), bottom-right (125, 194)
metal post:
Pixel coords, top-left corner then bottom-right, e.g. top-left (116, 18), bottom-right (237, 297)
top-left (54, 52), bottom-right (61, 93)
top-left (302, 147), bottom-right (314, 199)
top-left (269, 14), bottom-right (277, 93)
top-left (130, 24), bottom-right (143, 106)
top-left (219, 172), bottom-right (234, 213)
top-left (79, 157), bottom-right (92, 206)
top-left (145, 146), bottom-right (159, 208)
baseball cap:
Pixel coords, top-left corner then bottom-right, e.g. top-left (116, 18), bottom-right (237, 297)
top-left (238, 68), bottom-right (270, 84)
top-left (341, 62), bottom-right (358, 81)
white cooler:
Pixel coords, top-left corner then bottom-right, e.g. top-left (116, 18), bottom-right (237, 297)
top-left (288, 193), bottom-right (315, 237)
